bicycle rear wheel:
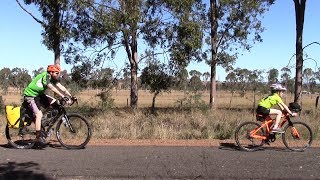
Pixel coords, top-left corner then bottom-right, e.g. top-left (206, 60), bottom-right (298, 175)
top-left (56, 113), bottom-right (92, 149)
top-left (282, 121), bottom-right (313, 152)
top-left (5, 125), bottom-right (36, 149)
top-left (235, 121), bottom-right (265, 151)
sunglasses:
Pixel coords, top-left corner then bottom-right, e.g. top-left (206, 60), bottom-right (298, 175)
top-left (53, 72), bottom-right (60, 75)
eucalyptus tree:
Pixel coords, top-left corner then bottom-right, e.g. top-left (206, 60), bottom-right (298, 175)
top-left (202, 72), bottom-right (210, 91)
top-left (234, 68), bottom-right (251, 93)
top-left (175, 68), bottom-right (189, 91)
top-left (0, 68), bottom-right (11, 93)
top-left (69, 0), bottom-right (205, 108)
top-left (140, 61), bottom-right (173, 110)
top-left (303, 67), bottom-right (313, 92)
top-left (189, 70), bottom-right (202, 78)
top-left (16, 0), bottom-right (73, 66)
top-left (90, 68), bottom-right (115, 89)
top-left (32, 67), bottom-right (45, 78)
top-left (70, 60), bottom-right (94, 88)
top-left (248, 69), bottom-right (263, 91)
top-left (189, 70), bottom-right (204, 91)
top-left (9, 68), bottom-right (31, 92)
top-left (267, 68), bottom-right (279, 84)
top-left (293, 0), bottom-right (306, 103)
top-left (207, 0), bottom-right (274, 108)
top-left (280, 67), bottom-right (291, 86)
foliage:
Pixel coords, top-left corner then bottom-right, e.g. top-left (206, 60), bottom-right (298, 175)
top-left (0, 68), bottom-right (11, 93)
top-left (225, 68), bottom-right (264, 93)
top-left (17, 0), bottom-right (74, 64)
top-left (173, 68), bottom-right (189, 91)
top-left (176, 91), bottom-right (209, 112)
top-left (66, 0), bottom-right (207, 108)
top-left (140, 60), bottom-right (173, 109)
top-left (206, 0), bottom-right (274, 107)
top-left (268, 68), bottom-right (279, 84)
top-left (96, 90), bottom-right (115, 110)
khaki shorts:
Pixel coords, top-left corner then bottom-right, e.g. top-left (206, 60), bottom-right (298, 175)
top-left (24, 94), bottom-right (56, 114)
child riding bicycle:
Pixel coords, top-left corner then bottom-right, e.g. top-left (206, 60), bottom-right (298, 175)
top-left (256, 83), bottom-right (298, 133)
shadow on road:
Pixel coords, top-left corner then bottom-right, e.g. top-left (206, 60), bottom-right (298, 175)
top-left (219, 142), bottom-right (292, 152)
top-left (0, 140), bottom-right (65, 150)
top-left (219, 142), bottom-right (240, 151)
top-left (0, 161), bottom-right (52, 180)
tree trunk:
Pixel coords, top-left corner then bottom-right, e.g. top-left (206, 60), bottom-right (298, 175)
top-left (209, 0), bottom-right (218, 109)
top-left (53, 0), bottom-right (61, 66)
top-left (151, 91), bottom-right (159, 113)
top-left (125, 29), bottom-right (139, 109)
top-left (293, 0), bottom-right (306, 104)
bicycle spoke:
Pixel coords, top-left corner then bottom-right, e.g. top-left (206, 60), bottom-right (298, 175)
top-left (56, 114), bottom-right (91, 149)
top-left (235, 122), bottom-right (264, 151)
top-left (5, 126), bottom-right (36, 149)
top-left (282, 122), bottom-right (312, 152)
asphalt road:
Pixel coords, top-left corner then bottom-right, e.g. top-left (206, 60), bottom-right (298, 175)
top-left (1, 143), bottom-right (320, 179)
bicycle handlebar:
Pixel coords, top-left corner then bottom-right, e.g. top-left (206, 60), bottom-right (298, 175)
top-left (59, 96), bottom-right (78, 106)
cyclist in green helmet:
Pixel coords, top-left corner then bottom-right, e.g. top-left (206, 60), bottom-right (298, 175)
top-left (256, 83), bottom-right (297, 133)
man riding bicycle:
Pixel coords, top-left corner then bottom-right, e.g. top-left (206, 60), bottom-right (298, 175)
top-left (23, 64), bottom-right (74, 145)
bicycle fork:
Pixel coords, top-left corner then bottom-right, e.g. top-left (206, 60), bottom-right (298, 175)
top-left (62, 115), bottom-right (76, 133)
top-left (291, 126), bottom-right (300, 139)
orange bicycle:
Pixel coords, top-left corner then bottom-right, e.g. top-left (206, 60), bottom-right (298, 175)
top-left (235, 104), bottom-right (312, 152)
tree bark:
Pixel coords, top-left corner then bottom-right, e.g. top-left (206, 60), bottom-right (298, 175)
top-left (293, 0), bottom-right (306, 104)
top-left (209, 0), bottom-right (218, 109)
top-left (124, 29), bottom-right (139, 109)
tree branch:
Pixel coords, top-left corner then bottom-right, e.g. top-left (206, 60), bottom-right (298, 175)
top-left (15, 0), bottom-right (44, 26)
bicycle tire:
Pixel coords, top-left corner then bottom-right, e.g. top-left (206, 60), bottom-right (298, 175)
top-left (5, 125), bottom-right (36, 149)
top-left (235, 121), bottom-right (265, 152)
top-left (56, 113), bottom-right (92, 149)
top-left (282, 121), bottom-right (313, 152)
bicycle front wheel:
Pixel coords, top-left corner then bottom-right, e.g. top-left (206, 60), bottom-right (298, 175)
top-left (5, 125), bottom-right (36, 149)
top-left (282, 121), bottom-right (313, 152)
top-left (235, 121), bottom-right (265, 152)
top-left (56, 113), bottom-right (92, 149)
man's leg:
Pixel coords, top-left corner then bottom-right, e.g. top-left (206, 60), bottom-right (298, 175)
top-left (26, 97), bottom-right (46, 144)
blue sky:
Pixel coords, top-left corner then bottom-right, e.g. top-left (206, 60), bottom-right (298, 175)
top-left (0, 0), bottom-right (319, 81)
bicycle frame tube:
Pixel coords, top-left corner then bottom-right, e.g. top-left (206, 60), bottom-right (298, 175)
top-left (250, 119), bottom-right (273, 140)
top-left (279, 113), bottom-right (290, 128)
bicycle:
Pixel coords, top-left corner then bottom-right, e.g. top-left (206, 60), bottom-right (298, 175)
top-left (234, 104), bottom-right (313, 152)
top-left (5, 97), bottom-right (92, 149)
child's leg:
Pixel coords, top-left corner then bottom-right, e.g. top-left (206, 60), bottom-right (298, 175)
top-left (269, 109), bottom-right (282, 128)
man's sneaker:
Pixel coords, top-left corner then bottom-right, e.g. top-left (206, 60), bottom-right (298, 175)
top-left (271, 127), bottom-right (284, 134)
top-left (34, 131), bottom-right (47, 148)
top-left (34, 136), bottom-right (47, 149)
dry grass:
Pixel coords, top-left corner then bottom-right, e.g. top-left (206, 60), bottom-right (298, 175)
top-left (1, 90), bottom-right (320, 142)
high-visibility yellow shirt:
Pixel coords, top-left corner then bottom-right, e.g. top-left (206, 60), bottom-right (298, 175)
top-left (258, 93), bottom-right (283, 109)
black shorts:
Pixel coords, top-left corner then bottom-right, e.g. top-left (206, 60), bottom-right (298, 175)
top-left (256, 106), bottom-right (270, 115)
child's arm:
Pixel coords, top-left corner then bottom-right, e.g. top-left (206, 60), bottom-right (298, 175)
top-left (278, 102), bottom-right (296, 116)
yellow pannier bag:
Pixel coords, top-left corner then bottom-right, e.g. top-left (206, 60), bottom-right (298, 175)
top-left (5, 105), bottom-right (23, 128)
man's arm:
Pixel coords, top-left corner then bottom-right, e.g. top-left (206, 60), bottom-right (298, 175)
top-left (47, 83), bottom-right (66, 98)
top-left (55, 82), bottom-right (72, 97)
